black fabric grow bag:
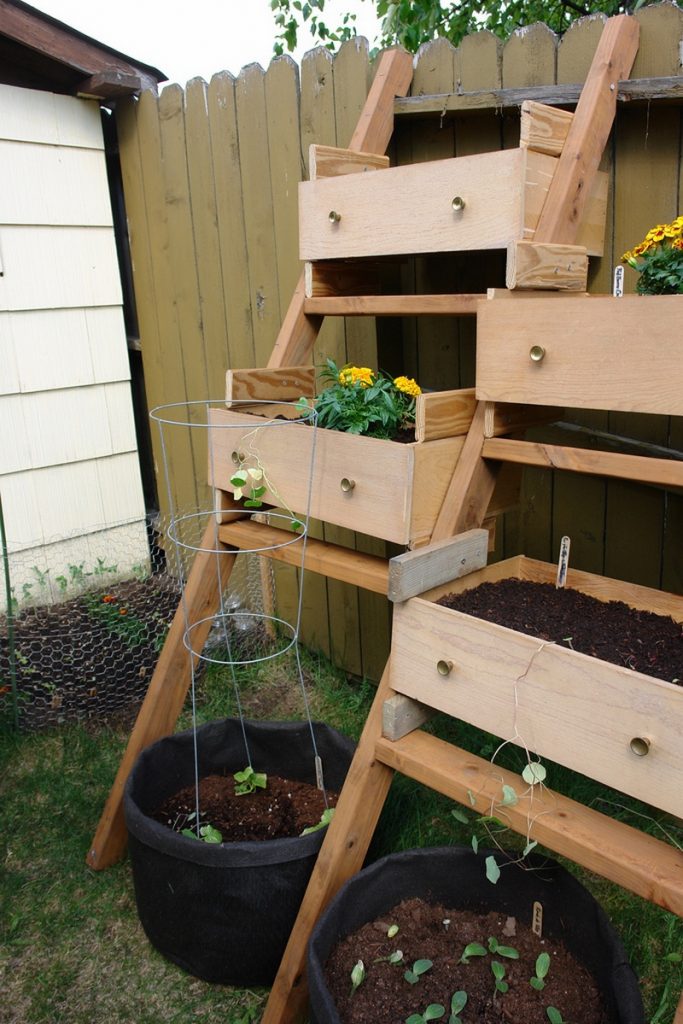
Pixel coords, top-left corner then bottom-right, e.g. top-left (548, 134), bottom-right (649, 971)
top-left (124, 717), bottom-right (355, 985)
top-left (308, 846), bottom-right (644, 1024)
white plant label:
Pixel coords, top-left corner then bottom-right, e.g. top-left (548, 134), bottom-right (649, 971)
top-left (315, 754), bottom-right (324, 791)
top-left (613, 264), bottom-right (624, 297)
top-left (532, 900), bottom-right (544, 938)
top-left (556, 535), bottom-right (571, 589)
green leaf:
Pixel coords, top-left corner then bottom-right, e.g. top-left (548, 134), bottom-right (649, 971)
top-left (500, 784), bottom-right (518, 806)
top-left (536, 952), bottom-right (551, 978)
top-left (301, 807), bottom-right (335, 835)
top-left (424, 1006), bottom-right (445, 1021)
top-left (523, 840), bottom-right (538, 856)
top-left (546, 1008), bottom-right (564, 1024)
top-left (451, 807), bottom-right (469, 824)
top-left (450, 991), bottom-right (468, 1016)
top-left (522, 762), bottom-right (547, 785)
top-left (491, 961), bottom-right (506, 981)
top-left (459, 942), bottom-right (486, 964)
top-left (230, 471), bottom-right (248, 486)
top-left (471, 835), bottom-right (479, 854)
top-left (530, 977), bottom-right (545, 991)
top-left (199, 824), bottom-right (223, 843)
top-left (406, 1016), bottom-right (424, 1024)
top-left (665, 952), bottom-right (683, 963)
top-left (485, 855), bottom-right (501, 884)
top-left (181, 827), bottom-right (197, 839)
top-left (467, 789), bottom-right (477, 806)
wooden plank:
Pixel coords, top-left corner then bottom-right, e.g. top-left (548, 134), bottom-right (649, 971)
top-left (208, 72), bottom-right (256, 372)
top-left (261, 665), bottom-right (396, 1024)
top-left (387, 528), bottom-right (488, 602)
top-left (519, 100), bottom-right (573, 156)
top-left (76, 71), bottom-right (142, 99)
top-left (225, 366), bottom-right (315, 403)
top-left (482, 437), bottom-right (683, 489)
top-left (309, 144), bottom-right (389, 179)
top-left (185, 77), bottom-right (229, 401)
top-left (304, 294), bottom-right (483, 316)
top-left (431, 402), bottom-right (500, 540)
top-left (523, 152), bottom-right (608, 256)
top-left (217, 518), bottom-right (389, 594)
top-left (416, 388), bottom-right (476, 443)
top-left (236, 64), bottom-right (281, 368)
top-left (382, 694), bottom-right (433, 741)
top-left (391, 593), bottom-right (683, 816)
top-left (375, 730), bottom-right (683, 915)
top-left (534, 15), bottom-right (640, 245)
top-left (348, 48), bottom-right (413, 153)
top-left (299, 148), bottom-right (527, 260)
top-left (305, 260), bottom-right (382, 298)
top-left (476, 295), bottom-right (683, 416)
top-left (483, 401), bottom-right (560, 438)
top-left (502, 22), bottom-right (557, 90)
top-left (675, 990), bottom-right (683, 1024)
top-left (86, 517), bottom-right (236, 869)
top-left (506, 240), bottom-right (588, 291)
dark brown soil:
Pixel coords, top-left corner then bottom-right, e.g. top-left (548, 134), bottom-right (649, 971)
top-left (324, 898), bottom-right (608, 1024)
top-left (0, 576), bottom-right (179, 730)
top-left (153, 773), bottom-right (339, 841)
top-left (436, 579), bottom-right (682, 685)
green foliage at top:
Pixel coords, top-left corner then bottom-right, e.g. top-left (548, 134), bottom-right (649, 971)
top-left (271, 0), bottom-right (653, 58)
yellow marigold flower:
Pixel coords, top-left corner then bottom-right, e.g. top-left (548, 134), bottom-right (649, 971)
top-left (631, 242), bottom-right (650, 257)
top-left (673, 215), bottom-right (683, 230)
top-left (393, 375), bottom-right (422, 397)
top-left (664, 223), bottom-right (679, 239)
top-left (673, 238), bottom-right (683, 251)
top-left (339, 366), bottom-right (374, 388)
top-left (647, 227), bottom-right (666, 243)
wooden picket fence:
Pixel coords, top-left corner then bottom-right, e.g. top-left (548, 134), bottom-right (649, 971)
top-left (115, 3), bottom-right (683, 679)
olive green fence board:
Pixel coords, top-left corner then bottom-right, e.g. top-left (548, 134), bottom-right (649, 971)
top-left (116, 7), bottom-right (683, 680)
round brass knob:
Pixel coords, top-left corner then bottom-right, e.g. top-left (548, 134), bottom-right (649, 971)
top-left (437, 659), bottom-right (453, 677)
top-left (340, 477), bottom-right (355, 493)
top-left (630, 736), bottom-right (651, 757)
top-left (529, 345), bottom-right (546, 363)
top-left (452, 196), bottom-right (466, 212)
top-left (328, 210), bottom-right (342, 223)
top-left (231, 450), bottom-right (245, 465)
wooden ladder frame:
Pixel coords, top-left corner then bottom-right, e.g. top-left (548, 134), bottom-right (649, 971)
top-left (89, 15), bottom-right (683, 1024)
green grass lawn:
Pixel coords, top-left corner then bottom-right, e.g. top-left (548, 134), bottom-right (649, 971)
top-left (1, 649), bottom-right (681, 1023)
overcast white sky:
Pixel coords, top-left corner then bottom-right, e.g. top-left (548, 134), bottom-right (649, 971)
top-left (26, 0), bottom-right (384, 85)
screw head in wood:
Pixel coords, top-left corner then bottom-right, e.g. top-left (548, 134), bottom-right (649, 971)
top-left (451, 196), bottom-right (466, 213)
top-left (328, 210), bottom-right (342, 223)
top-left (529, 345), bottom-right (546, 363)
top-left (629, 736), bottom-right (651, 757)
top-left (437, 659), bottom-right (453, 677)
top-left (340, 477), bottom-right (355, 493)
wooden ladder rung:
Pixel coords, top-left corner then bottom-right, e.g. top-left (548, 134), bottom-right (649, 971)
top-left (303, 294), bottom-right (483, 316)
top-left (217, 519), bottom-right (389, 594)
top-left (375, 730), bottom-right (683, 916)
top-left (482, 437), bottom-right (683, 489)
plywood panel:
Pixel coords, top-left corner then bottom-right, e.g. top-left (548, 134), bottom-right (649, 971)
top-left (1, 307), bottom-right (129, 394)
top-left (0, 84), bottom-right (103, 148)
top-left (0, 226), bottom-right (122, 311)
top-left (0, 141), bottom-right (112, 225)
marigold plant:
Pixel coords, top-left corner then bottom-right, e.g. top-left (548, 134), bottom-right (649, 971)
top-left (311, 358), bottom-right (422, 439)
top-left (621, 216), bottom-right (683, 294)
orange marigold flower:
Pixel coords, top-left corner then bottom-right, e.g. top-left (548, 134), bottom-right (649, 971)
top-left (119, 608), bottom-right (128, 615)
top-left (393, 375), bottom-right (422, 397)
top-left (102, 594), bottom-right (115, 603)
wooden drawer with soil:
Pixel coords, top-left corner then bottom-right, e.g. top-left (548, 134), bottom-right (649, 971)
top-left (209, 386), bottom-right (478, 548)
top-left (476, 294), bottom-right (683, 416)
top-left (390, 556), bottom-right (683, 817)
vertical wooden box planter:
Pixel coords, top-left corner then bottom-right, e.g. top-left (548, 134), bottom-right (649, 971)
top-left (390, 556), bottom-right (683, 823)
top-left (209, 388), bottom-right (478, 548)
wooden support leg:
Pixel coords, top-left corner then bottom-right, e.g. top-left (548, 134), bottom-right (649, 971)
top-left (431, 401), bottom-right (500, 540)
top-left (86, 518), bottom-right (236, 869)
top-left (261, 663), bottom-right (397, 1024)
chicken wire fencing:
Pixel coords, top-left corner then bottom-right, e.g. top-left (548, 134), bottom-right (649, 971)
top-left (0, 511), bottom-right (281, 732)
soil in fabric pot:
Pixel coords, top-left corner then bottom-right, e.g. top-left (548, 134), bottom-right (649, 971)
top-left (124, 717), bottom-right (355, 985)
top-left (308, 847), bottom-right (644, 1024)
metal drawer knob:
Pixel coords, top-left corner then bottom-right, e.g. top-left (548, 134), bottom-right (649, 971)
top-left (231, 450), bottom-right (245, 465)
top-left (328, 210), bottom-right (342, 223)
top-left (437, 659), bottom-right (453, 677)
top-left (451, 196), bottom-right (466, 213)
top-left (630, 736), bottom-right (651, 757)
top-left (529, 345), bottom-right (546, 363)
top-left (340, 477), bottom-right (355, 493)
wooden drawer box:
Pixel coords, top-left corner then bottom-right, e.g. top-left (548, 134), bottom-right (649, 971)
top-left (390, 556), bottom-right (683, 817)
top-left (208, 409), bottom-right (466, 547)
top-left (299, 148), bottom-right (606, 261)
top-left (476, 294), bottom-right (683, 416)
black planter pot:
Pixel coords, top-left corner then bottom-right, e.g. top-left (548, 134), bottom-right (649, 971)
top-left (308, 846), bottom-right (644, 1024)
top-left (124, 717), bottom-right (355, 986)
